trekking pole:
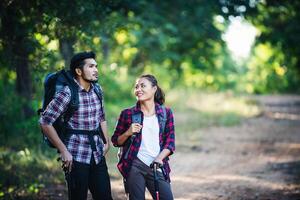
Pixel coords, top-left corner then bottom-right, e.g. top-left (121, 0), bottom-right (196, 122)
top-left (152, 162), bottom-right (160, 200)
top-left (65, 171), bottom-right (72, 199)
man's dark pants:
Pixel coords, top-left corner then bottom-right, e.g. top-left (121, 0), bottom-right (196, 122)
top-left (66, 156), bottom-right (112, 200)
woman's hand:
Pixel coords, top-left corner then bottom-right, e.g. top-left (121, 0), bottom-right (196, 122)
top-left (153, 157), bottom-right (163, 166)
top-left (117, 123), bottom-right (143, 146)
top-left (153, 149), bottom-right (172, 166)
top-left (127, 123), bottom-right (143, 136)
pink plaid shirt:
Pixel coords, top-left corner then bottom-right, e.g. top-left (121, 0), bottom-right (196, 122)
top-left (111, 102), bottom-right (175, 181)
top-left (39, 82), bottom-right (105, 164)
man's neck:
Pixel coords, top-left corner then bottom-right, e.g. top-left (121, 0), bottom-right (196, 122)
top-left (76, 77), bottom-right (91, 91)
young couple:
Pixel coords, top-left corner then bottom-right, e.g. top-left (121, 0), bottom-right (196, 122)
top-left (39, 51), bottom-right (175, 200)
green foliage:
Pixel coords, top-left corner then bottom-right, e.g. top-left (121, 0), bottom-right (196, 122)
top-left (250, 0), bottom-right (300, 65)
top-left (1, 1), bottom-right (300, 198)
top-left (0, 74), bottom-right (40, 149)
top-left (219, 0), bottom-right (300, 93)
top-left (0, 148), bottom-right (62, 199)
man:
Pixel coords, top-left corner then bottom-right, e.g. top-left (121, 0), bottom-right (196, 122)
top-left (39, 51), bottom-right (112, 200)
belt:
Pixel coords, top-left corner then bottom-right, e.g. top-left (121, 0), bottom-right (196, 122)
top-left (66, 129), bottom-right (100, 152)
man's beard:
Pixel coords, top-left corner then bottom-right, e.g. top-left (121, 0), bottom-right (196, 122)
top-left (82, 74), bottom-right (98, 83)
top-left (83, 77), bottom-right (98, 83)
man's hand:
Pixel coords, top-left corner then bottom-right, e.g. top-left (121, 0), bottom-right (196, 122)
top-left (60, 150), bottom-right (73, 173)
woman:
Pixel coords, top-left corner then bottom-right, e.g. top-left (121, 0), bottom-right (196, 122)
top-left (111, 74), bottom-right (175, 200)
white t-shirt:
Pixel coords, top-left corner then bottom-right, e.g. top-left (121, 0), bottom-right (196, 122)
top-left (137, 114), bottom-right (160, 166)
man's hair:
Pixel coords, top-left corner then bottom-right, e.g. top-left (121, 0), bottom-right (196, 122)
top-left (70, 51), bottom-right (96, 76)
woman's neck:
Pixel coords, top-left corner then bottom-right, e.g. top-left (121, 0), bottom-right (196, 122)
top-left (140, 101), bottom-right (156, 116)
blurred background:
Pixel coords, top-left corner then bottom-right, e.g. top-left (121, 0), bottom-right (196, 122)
top-left (1, 0), bottom-right (300, 199)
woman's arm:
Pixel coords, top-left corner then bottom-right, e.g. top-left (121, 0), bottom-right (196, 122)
top-left (162, 108), bottom-right (175, 154)
top-left (154, 149), bottom-right (171, 164)
top-left (154, 107), bottom-right (175, 165)
top-left (116, 123), bottom-right (142, 145)
top-left (112, 110), bottom-right (143, 146)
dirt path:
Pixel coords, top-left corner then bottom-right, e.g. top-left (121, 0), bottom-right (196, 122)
top-left (111, 95), bottom-right (300, 200)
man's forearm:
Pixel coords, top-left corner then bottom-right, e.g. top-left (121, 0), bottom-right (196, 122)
top-left (100, 121), bottom-right (110, 148)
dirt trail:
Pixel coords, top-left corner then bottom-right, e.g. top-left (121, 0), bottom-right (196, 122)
top-left (112, 95), bottom-right (300, 200)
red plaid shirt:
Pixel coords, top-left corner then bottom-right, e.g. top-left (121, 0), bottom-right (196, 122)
top-left (39, 82), bottom-right (105, 164)
top-left (111, 102), bottom-right (175, 181)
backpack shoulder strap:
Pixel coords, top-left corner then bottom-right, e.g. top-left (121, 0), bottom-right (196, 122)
top-left (60, 70), bottom-right (79, 122)
top-left (123, 106), bottom-right (142, 159)
top-left (93, 83), bottom-right (103, 100)
top-left (131, 107), bottom-right (142, 124)
top-left (93, 83), bottom-right (104, 114)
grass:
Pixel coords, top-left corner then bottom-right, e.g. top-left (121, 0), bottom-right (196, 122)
top-left (0, 147), bottom-right (63, 199)
top-left (167, 89), bottom-right (261, 144)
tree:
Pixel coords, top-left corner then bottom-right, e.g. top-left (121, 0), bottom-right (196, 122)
top-left (110, 0), bottom-right (223, 76)
top-left (220, 0), bottom-right (300, 74)
top-left (0, 0), bottom-right (134, 116)
top-left (0, 0), bottom-right (44, 116)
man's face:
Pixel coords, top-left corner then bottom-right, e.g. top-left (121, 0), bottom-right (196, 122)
top-left (81, 58), bottom-right (98, 82)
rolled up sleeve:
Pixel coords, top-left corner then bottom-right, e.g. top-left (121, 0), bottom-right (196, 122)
top-left (163, 108), bottom-right (175, 155)
top-left (111, 110), bottom-right (130, 147)
top-left (39, 86), bottom-right (71, 125)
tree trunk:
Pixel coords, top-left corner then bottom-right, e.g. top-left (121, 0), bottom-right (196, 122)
top-left (59, 37), bottom-right (75, 69)
top-left (14, 37), bottom-right (34, 117)
top-left (15, 56), bottom-right (31, 100)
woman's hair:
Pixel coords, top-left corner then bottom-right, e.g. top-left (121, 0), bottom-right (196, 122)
top-left (139, 74), bottom-right (165, 105)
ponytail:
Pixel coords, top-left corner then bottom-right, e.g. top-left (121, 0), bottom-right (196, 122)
top-left (154, 85), bottom-right (165, 105)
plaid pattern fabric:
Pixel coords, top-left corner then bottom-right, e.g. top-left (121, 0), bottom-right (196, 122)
top-left (111, 102), bottom-right (175, 181)
top-left (39, 82), bottom-right (105, 164)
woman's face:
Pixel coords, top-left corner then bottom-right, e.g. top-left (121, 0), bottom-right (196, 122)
top-left (134, 77), bottom-right (157, 102)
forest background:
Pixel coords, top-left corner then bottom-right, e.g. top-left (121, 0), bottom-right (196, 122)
top-left (1, 0), bottom-right (299, 199)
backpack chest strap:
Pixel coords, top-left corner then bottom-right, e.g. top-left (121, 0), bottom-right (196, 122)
top-left (66, 129), bottom-right (101, 152)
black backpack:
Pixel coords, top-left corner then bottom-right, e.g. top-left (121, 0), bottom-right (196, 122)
top-left (38, 69), bottom-right (104, 148)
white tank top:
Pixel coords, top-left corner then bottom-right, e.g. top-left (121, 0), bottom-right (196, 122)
top-left (137, 114), bottom-right (160, 166)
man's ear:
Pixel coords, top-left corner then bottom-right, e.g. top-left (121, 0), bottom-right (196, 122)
top-left (75, 68), bottom-right (82, 76)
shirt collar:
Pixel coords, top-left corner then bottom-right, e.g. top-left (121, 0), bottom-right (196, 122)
top-left (73, 78), bottom-right (94, 92)
top-left (134, 101), bottom-right (164, 118)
